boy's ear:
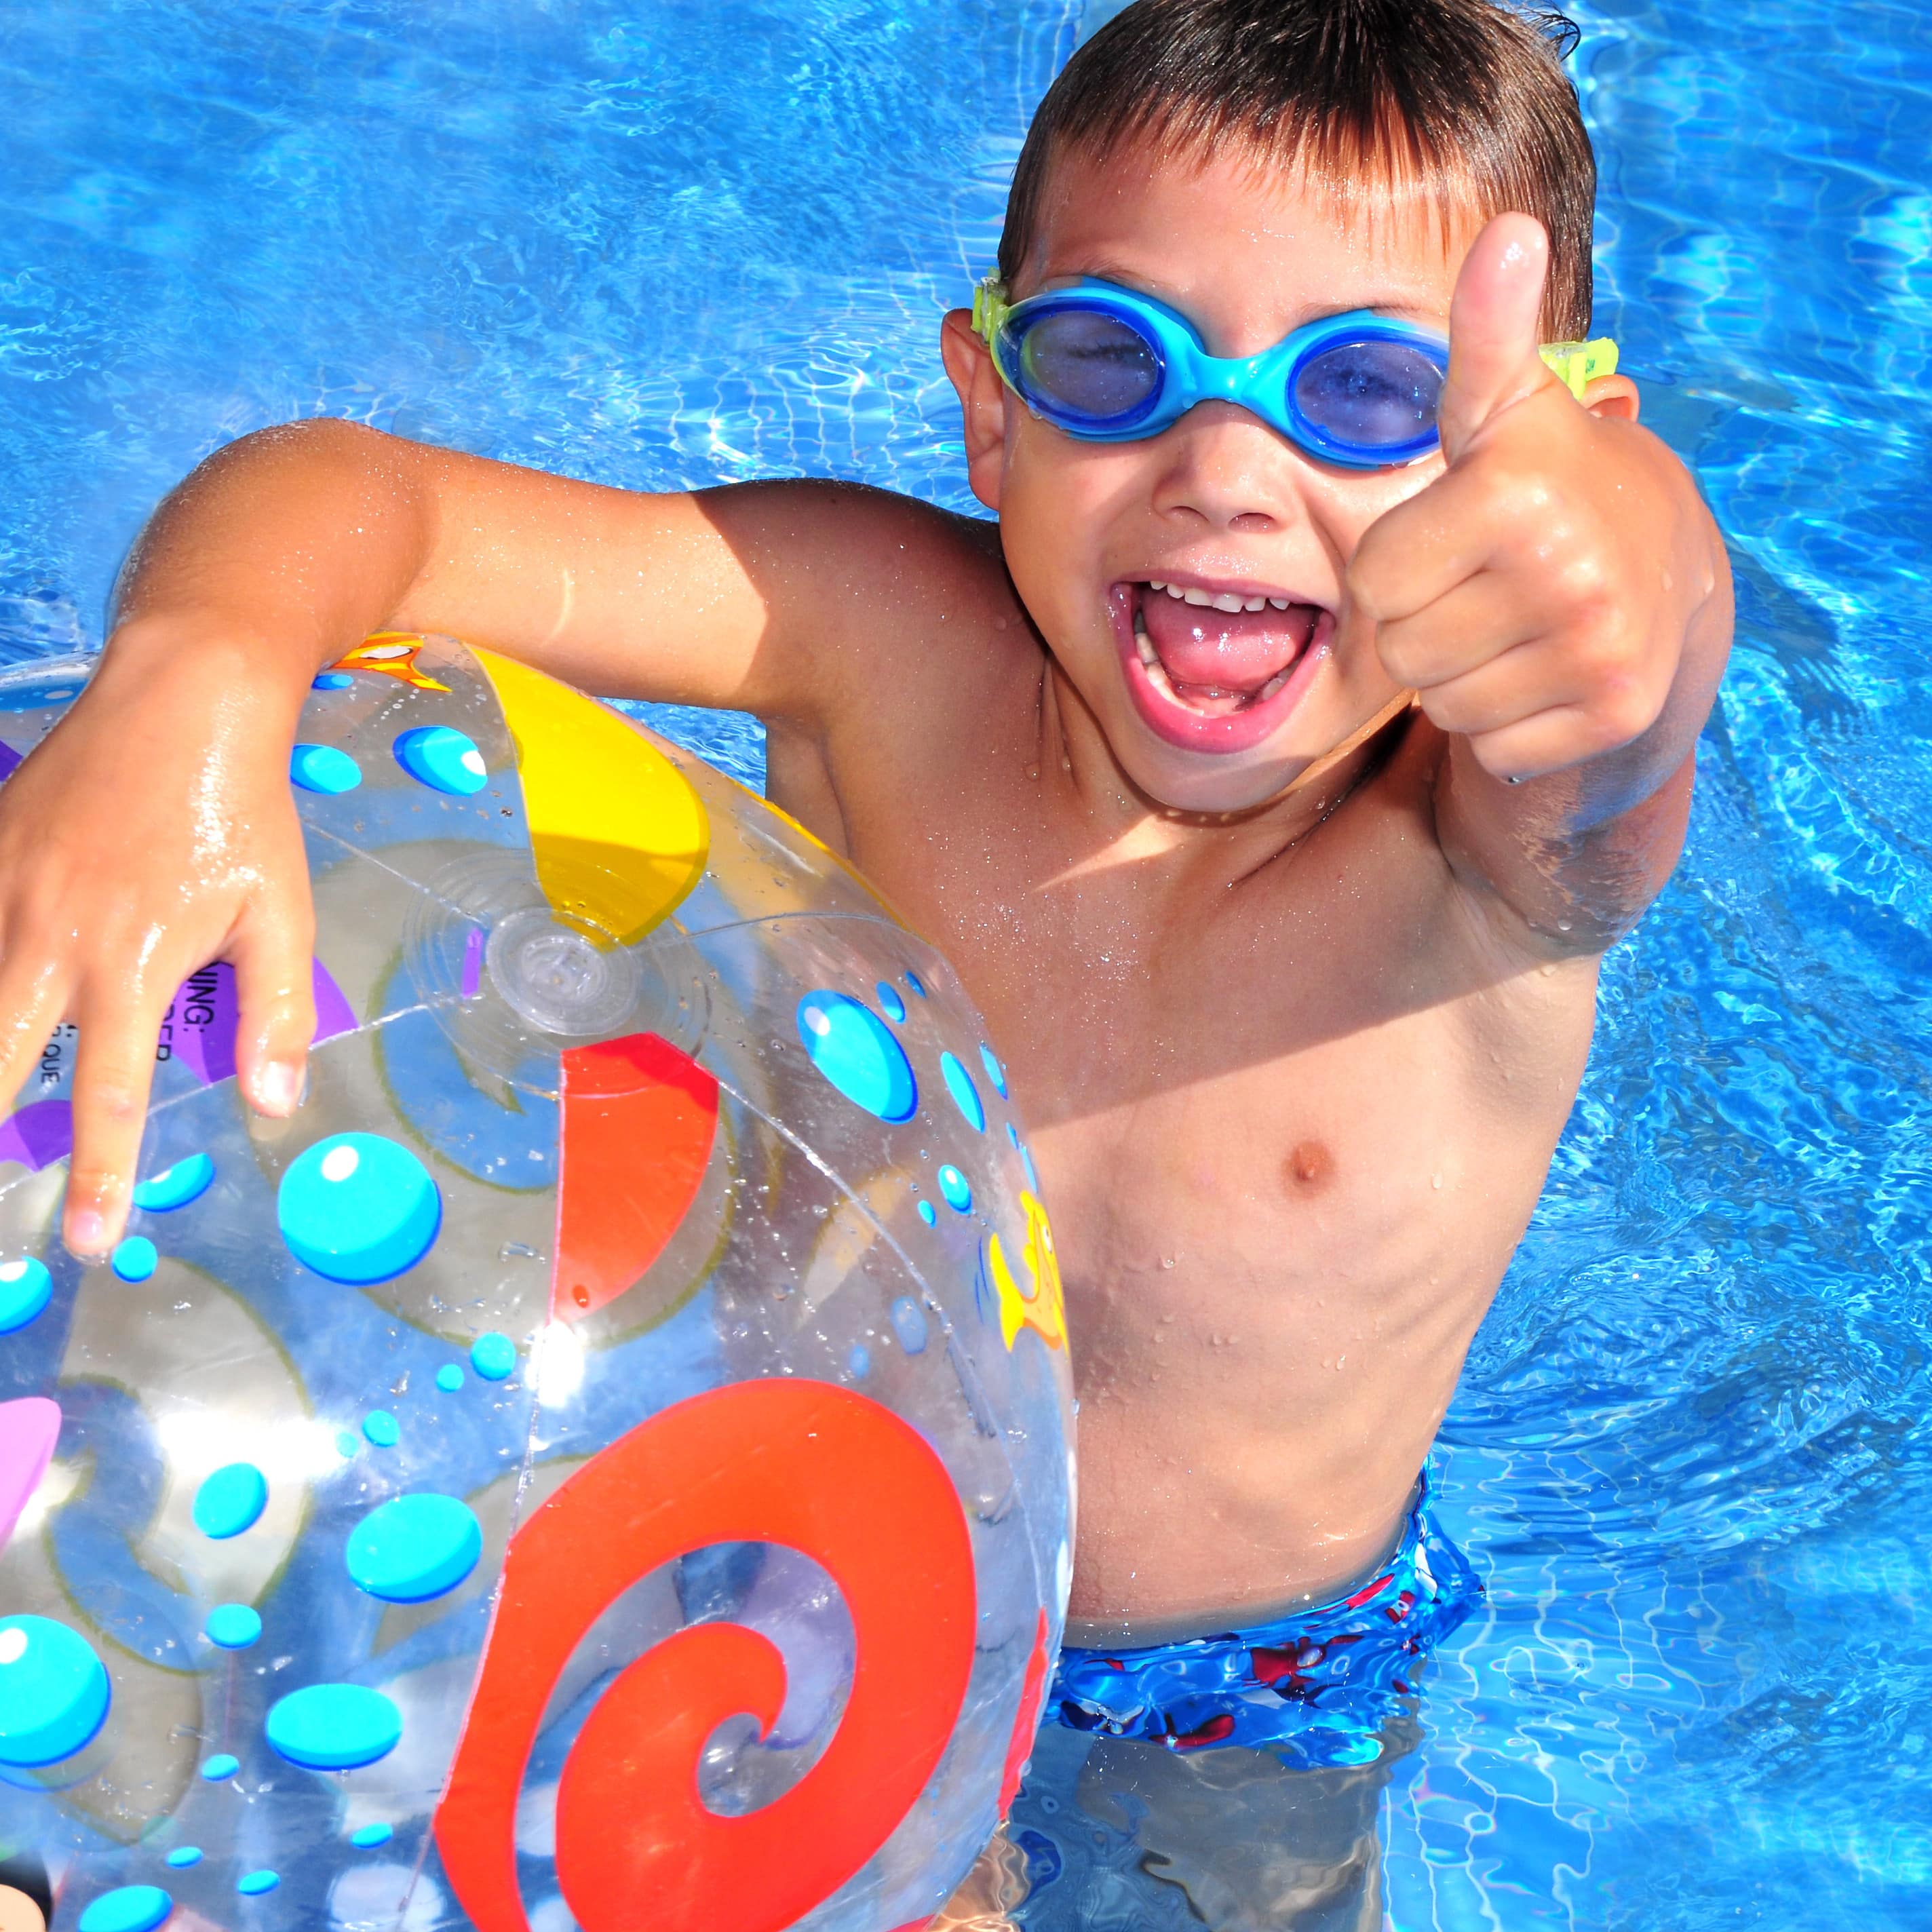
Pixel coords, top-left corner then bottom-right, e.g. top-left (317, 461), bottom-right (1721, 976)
top-left (1583, 373), bottom-right (1640, 423)
top-left (940, 309), bottom-right (1008, 511)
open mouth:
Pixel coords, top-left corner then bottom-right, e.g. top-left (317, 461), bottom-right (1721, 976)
top-left (1113, 577), bottom-right (1334, 754)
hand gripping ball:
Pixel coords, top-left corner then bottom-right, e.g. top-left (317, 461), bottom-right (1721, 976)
top-left (0, 640), bottom-right (1074, 1932)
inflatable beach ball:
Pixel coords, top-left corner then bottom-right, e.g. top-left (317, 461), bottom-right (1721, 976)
top-left (0, 638), bottom-right (1074, 1932)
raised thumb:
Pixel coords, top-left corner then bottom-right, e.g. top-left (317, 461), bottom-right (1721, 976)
top-left (1438, 213), bottom-right (1553, 464)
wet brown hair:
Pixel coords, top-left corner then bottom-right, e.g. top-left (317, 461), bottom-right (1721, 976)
top-left (997, 0), bottom-right (1597, 339)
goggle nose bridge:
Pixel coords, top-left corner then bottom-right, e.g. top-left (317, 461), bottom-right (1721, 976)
top-left (1191, 349), bottom-right (1283, 407)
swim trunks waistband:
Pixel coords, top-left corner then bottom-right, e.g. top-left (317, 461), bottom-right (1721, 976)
top-left (1049, 1467), bottom-right (1482, 1766)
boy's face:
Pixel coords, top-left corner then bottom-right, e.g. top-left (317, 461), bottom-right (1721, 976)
top-left (946, 136), bottom-right (1471, 815)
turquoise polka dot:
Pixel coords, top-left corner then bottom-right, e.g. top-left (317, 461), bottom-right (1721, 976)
top-left (0, 1615), bottom-right (111, 1767)
top-left (940, 1053), bottom-right (985, 1132)
top-left (311, 671), bottom-right (354, 691)
top-left (916, 1198), bottom-right (937, 1228)
top-left (980, 1045), bottom-right (1009, 1098)
top-left (796, 992), bottom-right (917, 1123)
top-left (200, 1754), bottom-right (239, 1781)
top-left (77, 1887), bottom-right (173, 1932)
top-left (165, 1849), bottom-right (202, 1870)
top-left (1019, 1143), bottom-right (1040, 1194)
top-left (205, 1604), bottom-right (262, 1650)
top-left (875, 981), bottom-right (906, 1022)
top-left (847, 1344), bottom-right (871, 1378)
top-left (193, 1464), bottom-right (267, 1540)
top-left (362, 1410), bottom-right (400, 1449)
top-left (336, 1431), bottom-right (360, 1460)
top-left (470, 1332), bottom-right (516, 1381)
top-left (436, 1364), bottom-right (465, 1393)
top-left (236, 1872), bottom-right (279, 1897)
top-left (938, 1165), bottom-right (972, 1213)
top-left (111, 1236), bottom-right (157, 1283)
top-left (132, 1153), bottom-right (214, 1212)
top-left (278, 1133), bottom-right (441, 1285)
top-left (904, 970), bottom-right (927, 998)
top-left (889, 1296), bottom-right (929, 1355)
top-left (393, 725), bottom-right (488, 797)
top-left (347, 1494), bottom-right (482, 1604)
top-left (0, 1255), bottom-right (53, 1334)
top-left (350, 1823), bottom-right (393, 1849)
top-left (290, 743), bottom-right (362, 795)
top-left (265, 1684), bottom-right (402, 1771)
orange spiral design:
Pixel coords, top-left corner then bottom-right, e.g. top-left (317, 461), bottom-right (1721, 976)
top-left (436, 1379), bottom-right (977, 1932)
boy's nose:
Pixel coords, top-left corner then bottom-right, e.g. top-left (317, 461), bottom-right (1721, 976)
top-left (1146, 402), bottom-right (1295, 534)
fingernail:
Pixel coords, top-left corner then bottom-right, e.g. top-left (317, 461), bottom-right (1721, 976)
top-left (68, 1209), bottom-right (109, 1256)
top-left (256, 1061), bottom-right (302, 1117)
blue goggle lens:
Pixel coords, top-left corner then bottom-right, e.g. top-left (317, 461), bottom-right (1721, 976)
top-left (1291, 339), bottom-right (1444, 452)
top-left (1013, 307), bottom-right (1163, 427)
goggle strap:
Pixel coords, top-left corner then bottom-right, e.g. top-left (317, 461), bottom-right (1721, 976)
top-left (1539, 337), bottom-right (1620, 401)
top-left (973, 275), bottom-right (1011, 351)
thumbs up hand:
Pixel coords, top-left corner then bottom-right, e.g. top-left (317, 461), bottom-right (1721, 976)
top-left (1346, 213), bottom-right (1718, 789)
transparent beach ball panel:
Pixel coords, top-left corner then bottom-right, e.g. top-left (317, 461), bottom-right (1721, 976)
top-left (0, 638), bottom-right (1074, 1932)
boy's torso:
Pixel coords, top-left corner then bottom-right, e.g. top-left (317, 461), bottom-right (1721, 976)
top-left (760, 497), bottom-right (1599, 1641)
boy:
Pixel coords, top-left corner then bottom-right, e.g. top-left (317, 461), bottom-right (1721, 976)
top-left (0, 0), bottom-right (1726, 1875)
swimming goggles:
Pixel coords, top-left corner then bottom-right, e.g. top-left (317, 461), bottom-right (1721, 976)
top-left (971, 275), bottom-right (1617, 470)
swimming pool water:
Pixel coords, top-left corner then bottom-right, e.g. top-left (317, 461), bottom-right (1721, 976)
top-left (3, 0), bottom-right (1929, 1925)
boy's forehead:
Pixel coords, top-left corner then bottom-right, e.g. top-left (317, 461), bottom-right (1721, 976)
top-left (1022, 132), bottom-right (1473, 327)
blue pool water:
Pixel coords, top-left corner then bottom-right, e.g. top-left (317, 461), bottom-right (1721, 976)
top-left (2, 0), bottom-right (1928, 1925)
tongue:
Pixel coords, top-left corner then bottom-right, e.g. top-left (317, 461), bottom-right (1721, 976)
top-left (1140, 592), bottom-right (1317, 701)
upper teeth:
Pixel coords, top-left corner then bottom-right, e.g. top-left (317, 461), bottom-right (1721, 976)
top-left (1147, 581), bottom-right (1292, 613)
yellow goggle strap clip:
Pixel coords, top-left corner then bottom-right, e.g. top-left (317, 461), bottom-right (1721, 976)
top-left (1539, 337), bottom-right (1620, 401)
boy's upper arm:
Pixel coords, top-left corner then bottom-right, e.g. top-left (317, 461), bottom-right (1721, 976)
top-left (381, 432), bottom-right (992, 728)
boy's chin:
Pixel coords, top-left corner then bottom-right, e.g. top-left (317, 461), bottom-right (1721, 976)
top-left (1113, 726), bottom-right (1319, 817)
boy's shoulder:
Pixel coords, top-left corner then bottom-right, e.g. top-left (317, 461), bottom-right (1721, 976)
top-left (751, 476), bottom-right (1016, 631)
top-left (749, 476), bottom-right (1041, 732)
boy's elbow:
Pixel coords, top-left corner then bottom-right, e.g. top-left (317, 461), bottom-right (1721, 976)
top-left (220, 414), bottom-right (390, 468)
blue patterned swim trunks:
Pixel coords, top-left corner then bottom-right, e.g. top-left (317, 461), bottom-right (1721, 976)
top-left (1049, 1471), bottom-right (1482, 1766)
